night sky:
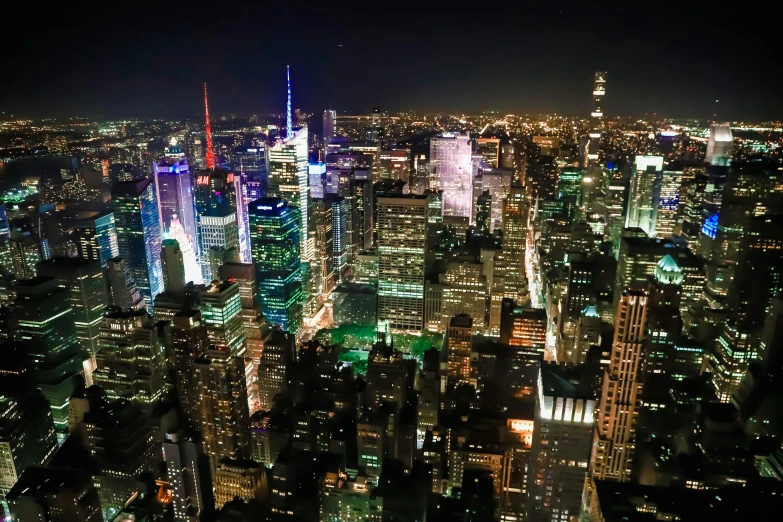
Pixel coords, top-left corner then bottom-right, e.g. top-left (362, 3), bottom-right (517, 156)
top-left (4, 3), bottom-right (781, 121)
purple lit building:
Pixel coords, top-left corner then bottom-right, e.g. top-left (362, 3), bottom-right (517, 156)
top-left (430, 132), bottom-right (472, 219)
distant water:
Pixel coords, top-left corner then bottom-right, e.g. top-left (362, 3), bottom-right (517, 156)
top-left (0, 157), bottom-right (72, 190)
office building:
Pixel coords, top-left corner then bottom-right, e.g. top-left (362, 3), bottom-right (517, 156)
top-left (446, 314), bottom-right (473, 383)
top-left (72, 210), bottom-right (119, 266)
top-left (587, 71), bottom-right (606, 164)
top-left (257, 328), bottom-right (294, 411)
top-left (194, 169), bottom-right (240, 282)
top-left (94, 309), bottom-right (167, 406)
top-left (14, 277), bottom-right (84, 439)
top-left (248, 198), bottom-right (303, 334)
top-left (625, 156), bottom-right (663, 237)
top-left (584, 290), bottom-right (648, 515)
top-left (7, 467), bottom-right (102, 522)
top-left (103, 257), bottom-right (146, 312)
top-left (193, 349), bottom-right (250, 466)
top-left (163, 430), bottom-right (211, 522)
top-left (526, 363), bottom-right (595, 522)
top-left (656, 167), bottom-right (682, 238)
top-left (476, 137), bottom-right (501, 168)
top-left (320, 471), bottom-right (382, 522)
top-left (154, 154), bottom-right (199, 279)
top-left (112, 178), bottom-right (163, 307)
top-left (377, 195), bottom-right (429, 333)
top-left (199, 280), bottom-right (245, 355)
top-left (161, 239), bottom-right (186, 293)
top-left (430, 132), bottom-right (472, 218)
top-left (379, 148), bottom-right (410, 182)
top-left (705, 123), bottom-right (733, 166)
top-left (500, 302), bottom-right (547, 357)
top-left (213, 458), bottom-right (267, 508)
top-left (323, 109), bottom-right (336, 144)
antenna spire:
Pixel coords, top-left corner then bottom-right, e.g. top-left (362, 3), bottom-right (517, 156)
top-left (204, 83), bottom-right (215, 169)
top-left (286, 65), bottom-right (293, 138)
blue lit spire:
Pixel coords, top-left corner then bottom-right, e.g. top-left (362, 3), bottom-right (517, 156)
top-left (286, 65), bottom-right (293, 138)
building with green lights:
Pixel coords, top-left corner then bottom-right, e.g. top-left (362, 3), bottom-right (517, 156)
top-left (199, 280), bottom-right (246, 356)
top-left (248, 198), bottom-right (302, 334)
top-left (14, 277), bottom-right (85, 440)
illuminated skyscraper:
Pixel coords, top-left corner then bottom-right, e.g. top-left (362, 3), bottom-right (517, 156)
top-left (163, 430), bottom-right (210, 521)
top-left (476, 138), bottom-right (501, 168)
top-left (193, 348), bottom-right (250, 467)
top-left (587, 71), bottom-right (607, 165)
top-left (14, 277), bottom-right (84, 439)
top-left (154, 153), bottom-right (199, 277)
top-left (194, 169), bottom-right (240, 282)
top-left (705, 123), bottom-right (733, 166)
top-left (584, 290), bottom-right (648, 516)
top-left (656, 167), bottom-right (682, 238)
top-left (445, 314), bottom-right (473, 383)
top-left (37, 258), bottom-right (108, 382)
top-left (111, 179), bottom-right (163, 308)
top-left (72, 210), bottom-right (119, 266)
top-left (430, 132), bottom-right (472, 218)
top-left (323, 109), bottom-right (336, 144)
top-left (377, 194), bottom-right (429, 333)
top-left (258, 328), bottom-right (294, 411)
top-left (199, 280), bottom-right (245, 356)
top-left (94, 309), bottom-right (167, 407)
top-left (625, 155), bottom-right (664, 237)
top-left (248, 198), bottom-right (303, 334)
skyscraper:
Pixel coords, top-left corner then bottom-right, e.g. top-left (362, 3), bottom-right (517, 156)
top-left (194, 169), bottom-right (240, 282)
top-left (584, 290), bottom-right (648, 516)
top-left (430, 132), bottom-right (472, 218)
top-left (72, 210), bottom-right (119, 266)
top-left (112, 179), bottom-right (163, 308)
top-left (103, 257), bottom-right (146, 312)
top-left (587, 71), bottom-right (607, 165)
top-left (199, 280), bottom-right (245, 355)
top-left (94, 309), bottom-right (167, 407)
top-left (323, 109), bottom-right (336, 144)
top-left (248, 198), bottom-right (303, 334)
top-left (445, 314), bottom-right (473, 383)
top-left (161, 239), bottom-right (186, 294)
top-left (154, 153), bottom-right (199, 281)
top-left (258, 328), bottom-right (294, 411)
top-left (171, 309), bottom-right (208, 430)
top-left (377, 194), bottom-right (430, 333)
top-left (625, 155), bottom-right (664, 237)
top-left (705, 123), bottom-right (733, 166)
top-left (14, 277), bottom-right (84, 439)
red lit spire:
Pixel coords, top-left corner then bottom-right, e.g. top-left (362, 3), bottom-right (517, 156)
top-left (204, 82), bottom-right (215, 170)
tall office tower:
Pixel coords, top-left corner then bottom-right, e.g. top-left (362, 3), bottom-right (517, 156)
top-left (268, 125), bottom-right (310, 262)
top-left (377, 195), bottom-right (429, 333)
top-left (705, 123), bottom-right (733, 166)
top-left (171, 309), bottom-right (208, 429)
top-left (499, 303), bottom-right (548, 356)
top-left (14, 277), bottom-right (83, 439)
top-left (308, 162), bottom-right (327, 199)
top-left (161, 239), bottom-right (186, 293)
top-left (613, 236), bottom-right (677, 315)
top-left (194, 169), bottom-right (239, 282)
top-left (311, 197), bottom-right (336, 299)
top-left (234, 145), bottom-right (268, 180)
top-left (430, 132), bottom-right (472, 218)
top-left (163, 430), bottom-right (210, 522)
top-left (94, 309), bottom-right (167, 406)
top-left (526, 363), bottom-right (595, 522)
top-left (154, 154), bottom-right (199, 279)
top-left (7, 467), bottom-right (102, 522)
top-left (0, 348), bottom-right (58, 499)
top-left (328, 195), bottom-right (350, 285)
top-left (481, 168), bottom-right (513, 231)
top-left (625, 155), bottom-right (664, 237)
top-left (587, 71), bottom-right (607, 165)
top-left (445, 314), bottom-right (473, 383)
top-left (323, 109), bottom-right (336, 144)
top-left (379, 148), bottom-right (410, 182)
top-left (258, 328), bottom-right (294, 411)
top-left (656, 167), bottom-right (682, 238)
top-left (365, 338), bottom-right (411, 411)
top-left (199, 280), bottom-right (245, 355)
top-left (475, 190), bottom-right (491, 234)
top-left (112, 179), bottom-right (163, 308)
top-left (73, 210), bottom-right (119, 265)
top-left (82, 397), bottom-right (159, 520)
top-left (193, 349), bottom-right (250, 467)
top-left (233, 170), bottom-right (252, 263)
top-left (584, 290), bottom-right (648, 516)
top-left (248, 198), bottom-right (303, 334)
top-left (476, 137), bottom-right (501, 168)
top-left (500, 184), bottom-right (529, 302)
top-left (708, 321), bottom-right (754, 403)
top-left (219, 263), bottom-right (267, 411)
top-left (103, 257), bottom-right (146, 312)
top-left (8, 229), bottom-right (49, 279)
top-left (37, 258), bottom-right (107, 381)
top-left (440, 261), bottom-right (489, 333)
top-left (603, 169), bottom-right (630, 255)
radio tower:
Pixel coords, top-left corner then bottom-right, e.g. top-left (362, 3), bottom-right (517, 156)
top-left (204, 82), bottom-right (215, 169)
top-left (286, 65), bottom-right (293, 138)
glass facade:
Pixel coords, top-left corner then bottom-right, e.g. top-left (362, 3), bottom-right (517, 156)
top-left (249, 198), bottom-right (303, 334)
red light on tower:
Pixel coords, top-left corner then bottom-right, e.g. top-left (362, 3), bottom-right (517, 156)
top-left (204, 83), bottom-right (215, 170)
